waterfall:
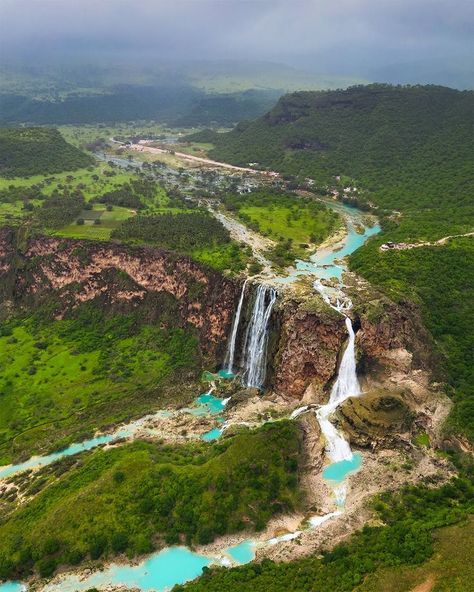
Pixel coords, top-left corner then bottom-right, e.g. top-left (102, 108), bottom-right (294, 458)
top-left (316, 316), bottom-right (360, 464)
top-left (329, 316), bottom-right (360, 406)
top-left (224, 279), bottom-right (248, 373)
top-left (243, 284), bottom-right (277, 389)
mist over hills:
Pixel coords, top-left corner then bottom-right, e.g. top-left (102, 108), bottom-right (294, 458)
top-left (0, 60), bottom-right (369, 126)
top-left (0, 57), bottom-right (471, 127)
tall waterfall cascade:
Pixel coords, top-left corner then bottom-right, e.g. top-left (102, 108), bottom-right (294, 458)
top-left (224, 279), bottom-right (248, 373)
top-left (243, 284), bottom-right (277, 389)
top-left (316, 316), bottom-right (360, 464)
top-left (329, 316), bottom-right (360, 406)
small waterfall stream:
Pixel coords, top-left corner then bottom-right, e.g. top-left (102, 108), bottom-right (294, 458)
top-left (224, 279), bottom-right (248, 373)
top-left (242, 284), bottom-right (277, 389)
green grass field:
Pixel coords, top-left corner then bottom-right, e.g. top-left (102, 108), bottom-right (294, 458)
top-left (240, 203), bottom-right (339, 247)
top-left (170, 141), bottom-right (215, 157)
top-left (53, 204), bottom-right (135, 240)
top-left (0, 159), bottom-right (182, 240)
top-left (0, 163), bottom-right (137, 198)
top-left (0, 311), bottom-right (200, 465)
top-left (223, 191), bottom-right (342, 265)
top-left (58, 123), bottom-right (169, 148)
top-left (0, 199), bottom-right (44, 225)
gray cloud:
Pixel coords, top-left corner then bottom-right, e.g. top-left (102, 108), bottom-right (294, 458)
top-left (0, 0), bottom-right (472, 74)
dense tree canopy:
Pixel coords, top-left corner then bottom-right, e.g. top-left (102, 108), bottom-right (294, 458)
top-left (0, 127), bottom-right (93, 177)
top-left (0, 422), bottom-right (301, 580)
top-left (112, 211), bottom-right (231, 252)
top-left (206, 85), bottom-right (473, 214)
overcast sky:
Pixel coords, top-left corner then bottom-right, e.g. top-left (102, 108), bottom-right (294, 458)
top-left (0, 0), bottom-right (473, 75)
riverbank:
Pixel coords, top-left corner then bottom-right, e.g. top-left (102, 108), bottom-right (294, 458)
top-left (31, 410), bottom-right (454, 592)
top-left (260, 444), bottom-right (454, 564)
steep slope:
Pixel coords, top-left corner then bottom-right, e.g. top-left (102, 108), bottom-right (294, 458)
top-left (207, 84), bottom-right (473, 213)
top-left (0, 228), bottom-right (239, 463)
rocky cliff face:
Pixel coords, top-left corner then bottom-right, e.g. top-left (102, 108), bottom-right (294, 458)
top-left (271, 296), bottom-right (347, 400)
top-left (269, 287), bottom-right (437, 410)
top-left (0, 228), bottom-right (238, 360)
top-left (354, 297), bottom-right (435, 377)
top-left (0, 227), bottom-right (440, 410)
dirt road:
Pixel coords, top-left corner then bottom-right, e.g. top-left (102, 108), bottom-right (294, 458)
top-left (131, 141), bottom-right (278, 176)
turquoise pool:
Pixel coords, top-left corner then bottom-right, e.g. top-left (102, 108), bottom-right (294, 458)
top-left (322, 453), bottom-right (363, 483)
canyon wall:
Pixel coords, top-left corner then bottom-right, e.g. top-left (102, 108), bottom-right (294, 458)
top-left (271, 296), bottom-right (347, 400)
top-left (0, 228), bottom-right (238, 361)
top-left (0, 228), bottom-right (438, 410)
top-left (270, 290), bottom-right (436, 405)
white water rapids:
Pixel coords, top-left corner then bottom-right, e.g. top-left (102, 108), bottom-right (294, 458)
top-left (315, 312), bottom-right (361, 505)
top-left (318, 315), bottom-right (360, 463)
top-left (290, 310), bottom-right (361, 506)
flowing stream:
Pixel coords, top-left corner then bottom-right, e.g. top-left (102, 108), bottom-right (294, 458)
top-left (0, 394), bottom-right (228, 482)
top-left (0, 584), bottom-right (26, 592)
top-left (242, 283), bottom-right (277, 389)
top-left (42, 544), bottom-right (254, 592)
top-left (275, 199), bottom-right (380, 285)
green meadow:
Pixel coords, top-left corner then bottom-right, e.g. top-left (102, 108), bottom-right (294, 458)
top-left (0, 308), bottom-right (200, 465)
top-left (223, 190), bottom-right (342, 265)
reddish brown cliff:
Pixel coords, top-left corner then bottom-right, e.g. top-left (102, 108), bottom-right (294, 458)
top-left (0, 229), bottom-right (238, 360)
top-left (0, 228), bottom-right (437, 401)
top-left (353, 294), bottom-right (436, 387)
top-left (272, 297), bottom-right (347, 399)
top-left (270, 289), bottom-right (435, 402)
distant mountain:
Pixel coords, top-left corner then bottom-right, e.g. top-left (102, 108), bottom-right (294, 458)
top-left (0, 60), bottom-right (368, 97)
top-left (371, 57), bottom-right (474, 91)
top-left (176, 60), bottom-right (368, 93)
top-left (0, 127), bottom-right (93, 177)
top-left (0, 86), bottom-right (281, 127)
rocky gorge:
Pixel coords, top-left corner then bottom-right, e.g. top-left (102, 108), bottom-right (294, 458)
top-left (0, 219), bottom-right (454, 592)
top-left (0, 226), bottom-right (448, 443)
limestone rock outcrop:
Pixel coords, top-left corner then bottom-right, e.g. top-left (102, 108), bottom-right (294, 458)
top-left (271, 297), bottom-right (346, 399)
top-left (336, 389), bottom-right (414, 448)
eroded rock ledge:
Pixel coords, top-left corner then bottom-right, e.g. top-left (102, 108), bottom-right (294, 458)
top-left (271, 296), bottom-right (346, 400)
top-left (0, 228), bottom-right (445, 416)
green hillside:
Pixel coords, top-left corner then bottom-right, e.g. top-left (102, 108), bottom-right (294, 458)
top-left (206, 84), bottom-right (473, 214)
top-left (0, 422), bottom-right (300, 580)
top-left (0, 127), bottom-right (93, 177)
top-left (180, 462), bottom-right (473, 592)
